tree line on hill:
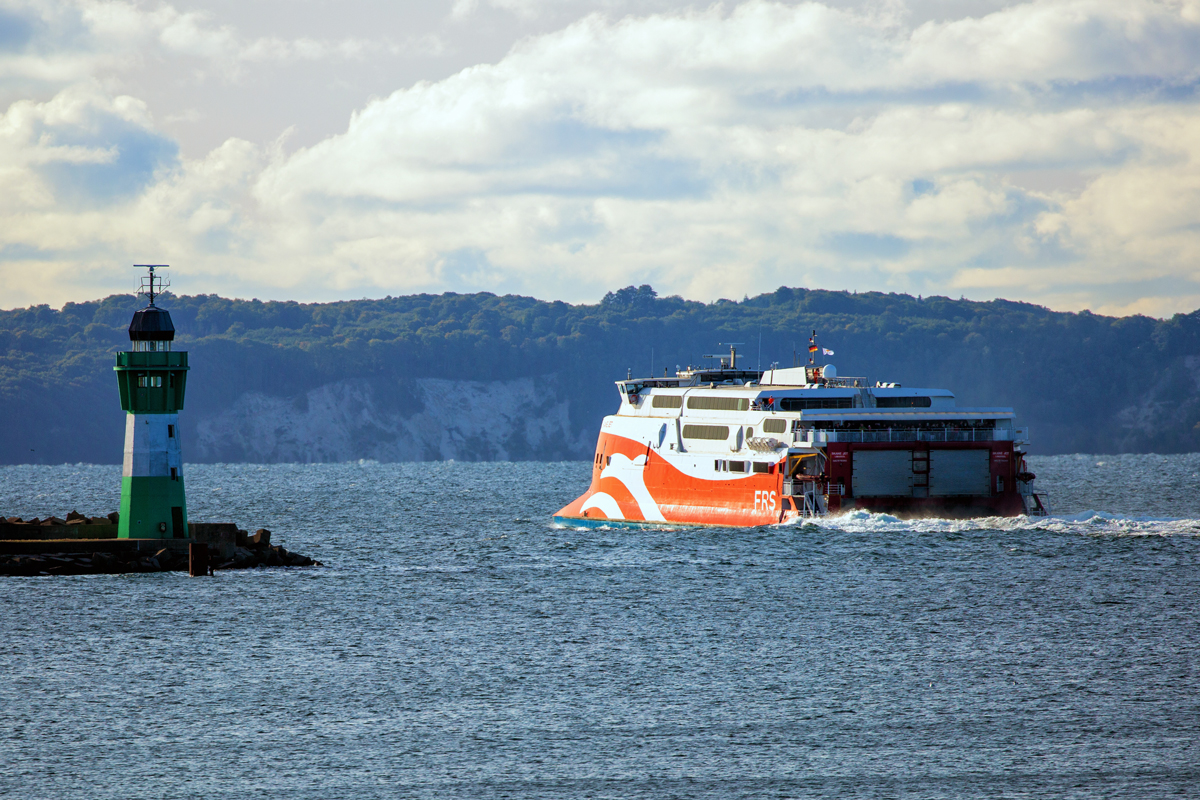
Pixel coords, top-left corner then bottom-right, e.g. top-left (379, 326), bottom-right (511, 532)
top-left (1, 284), bottom-right (1198, 463)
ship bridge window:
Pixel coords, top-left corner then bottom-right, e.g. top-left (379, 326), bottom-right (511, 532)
top-left (652, 395), bottom-right (683, 409)
top-left (687, 396), bottom-right (749, 412)
top-left (876, 396), bottom-right (933, 408)
top-left (779, 397), bottom-right (853, 411)
top-left (683, 424), bottom-right (729, 440)
top-left (762, 418), bottom-right (787, 434)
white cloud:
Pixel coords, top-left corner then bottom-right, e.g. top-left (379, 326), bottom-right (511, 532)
top-left (0, 0), bottom-right (399, 85)
top-left (3, 0), bottom-right (1200, 315)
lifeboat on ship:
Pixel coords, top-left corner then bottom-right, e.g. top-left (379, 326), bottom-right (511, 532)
top-left (553, 345), bottom-right (1047, 527)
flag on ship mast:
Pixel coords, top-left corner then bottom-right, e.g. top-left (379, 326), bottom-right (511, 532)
top-left (823, 348), bottom-right (834, 356)
top-left (808, 344), bottom-right (818, 353)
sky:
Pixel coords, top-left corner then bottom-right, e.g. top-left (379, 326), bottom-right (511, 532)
top-left (1, 0), bottom-right (1199, 316)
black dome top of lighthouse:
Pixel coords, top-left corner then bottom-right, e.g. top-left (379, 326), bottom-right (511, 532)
top-left (128, 264), bottom-right (176, 341)
top-left (128, 305), bottom-right (175, 341)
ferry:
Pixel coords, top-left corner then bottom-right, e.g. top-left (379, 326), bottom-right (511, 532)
top-left (554, 343), bottom-right (1047, 527)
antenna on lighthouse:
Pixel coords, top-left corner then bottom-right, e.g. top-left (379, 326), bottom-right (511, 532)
top-left (134, 264), bottom-right (170, 306)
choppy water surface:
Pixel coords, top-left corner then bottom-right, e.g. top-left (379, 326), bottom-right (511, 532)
top-left (1, 455), bottom-right (1198, 799)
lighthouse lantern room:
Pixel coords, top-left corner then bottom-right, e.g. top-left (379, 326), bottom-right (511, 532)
top-left (114, 265), bottom-right (190, 539)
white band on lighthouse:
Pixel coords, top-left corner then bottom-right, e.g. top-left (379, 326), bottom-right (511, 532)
top-left (122, 413), bottom-right (182, 478)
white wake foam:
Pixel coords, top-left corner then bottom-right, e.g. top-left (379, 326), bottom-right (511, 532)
top-left (806, 509), bottom-right (1200, 537)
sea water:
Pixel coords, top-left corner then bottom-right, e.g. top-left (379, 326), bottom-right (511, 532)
top-left (0, 455), bottom-right (1197, 799)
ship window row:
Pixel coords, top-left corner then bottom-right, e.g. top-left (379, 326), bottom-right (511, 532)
top-left (875, 396), bottom-right (933, 408)
top-left (683, 424), bottom-right (729, 440)
top-left (714, 460), bottom-right (774, 474)
top-left (687, 396), bottom-right (749, 412)
top-left (812, 420), bottom-right (993, 430)
top-left (762, 418), bottom-right (787, 434)
top-left (779, 397), bottom-right (854, 411)
top-left (652, 395), bottom-right (683, 409)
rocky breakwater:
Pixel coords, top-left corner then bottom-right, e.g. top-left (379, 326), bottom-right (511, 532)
top-left (3, 546), bottom-right (192, 576)
top-left (197, 526), bottom-right (322, 570)
top-left (1, 510), bottom-right (119, 539)
top-left (0, 515), bottom-right (322, 577)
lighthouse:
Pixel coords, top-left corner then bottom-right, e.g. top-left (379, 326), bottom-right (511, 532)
top-left (114, 265), bottom-right (190, 539)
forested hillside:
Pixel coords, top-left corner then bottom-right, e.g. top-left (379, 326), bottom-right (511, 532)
top-left (2, 285), bottom-right (1198, 463)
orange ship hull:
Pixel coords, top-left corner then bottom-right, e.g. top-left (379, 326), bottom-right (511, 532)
top-left (554, 432), bottom-right (1030, 528)
top-left (554, 431), bottom-right (797, 528)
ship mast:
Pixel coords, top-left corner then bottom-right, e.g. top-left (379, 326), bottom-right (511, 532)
top-left (703, 342), bottom-right (742, 370)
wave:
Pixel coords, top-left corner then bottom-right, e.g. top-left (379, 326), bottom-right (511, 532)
top-left (813, 509), bottom-right (1200, 537)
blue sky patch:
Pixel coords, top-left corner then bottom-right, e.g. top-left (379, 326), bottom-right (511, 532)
top-left (911, 179), bottom-right (935, 196)
top-left (38, 117), bottom-right (179, 206)
top-left (825, 232), bottom-right (911, 260)
top-left (0, 9), bottom-right (33, 51)
top-left (0, 243), bottom-right (56, 262)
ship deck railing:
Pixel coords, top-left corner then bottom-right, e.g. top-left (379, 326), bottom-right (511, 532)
top-left (782, 478), bottom-right (824, 496)
top-left (799, 427), bottom-right (1013, 444)
top-left (782, 478), bottom-right (829, 517)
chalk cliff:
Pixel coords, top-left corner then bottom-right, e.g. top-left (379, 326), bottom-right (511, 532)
top-left (193, 376), bottom-right (593, 463)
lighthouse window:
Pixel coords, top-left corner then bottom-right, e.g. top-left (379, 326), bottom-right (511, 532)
top-left (167, 425), bottom-right (174, 438)
top-left (763, 418), bottom-right (787, 434)
top-left (682, 424), bottom-right (730, 440)
top-left (170, 467), bottom-right (177, 481)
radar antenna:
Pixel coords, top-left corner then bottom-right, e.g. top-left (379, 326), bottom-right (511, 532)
top-left (134, 264), bottom-right (170, 306)
top-left (702, 342), bottom-right (743, 370)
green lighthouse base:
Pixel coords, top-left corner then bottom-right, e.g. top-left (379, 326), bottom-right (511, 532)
top-left (117, 412), bottom-right (188, 539)
top-left (118, 475), bottom-right (188, 539)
